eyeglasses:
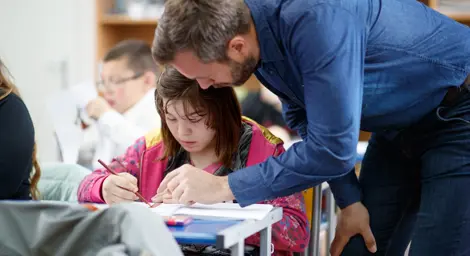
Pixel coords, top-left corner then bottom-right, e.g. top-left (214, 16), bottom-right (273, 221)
top-left (96, 72), bottom-right (143, 91)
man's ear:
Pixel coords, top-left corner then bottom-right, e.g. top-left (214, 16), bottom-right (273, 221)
top-left (227, 36), bottom-right (248, 62)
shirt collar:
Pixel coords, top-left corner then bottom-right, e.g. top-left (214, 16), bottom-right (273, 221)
top-left (244, 0), bottom-right (284, 63)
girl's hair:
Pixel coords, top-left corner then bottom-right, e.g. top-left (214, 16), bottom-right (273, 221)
top-left (0, 59), bottom-right (41, 199)
top-left (155, 66), bottom-right (242, 167)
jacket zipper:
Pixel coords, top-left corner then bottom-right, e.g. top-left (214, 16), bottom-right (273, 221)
top-left (138, 148), bottom-right (147, 196)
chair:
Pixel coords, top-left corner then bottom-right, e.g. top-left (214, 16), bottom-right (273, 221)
top-left (301, 185), bottom-right (335, 256)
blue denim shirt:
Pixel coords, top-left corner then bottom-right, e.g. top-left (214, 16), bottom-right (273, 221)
top-left (228, 0), bottom-right (470, 208)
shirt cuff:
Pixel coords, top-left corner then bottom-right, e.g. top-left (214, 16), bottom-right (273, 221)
top-left (228, 166), bottom-right (272, 207)
top-left (90, 176), bottom-right (108, 203)
top-left (327, 170), bottom-right (362, 209)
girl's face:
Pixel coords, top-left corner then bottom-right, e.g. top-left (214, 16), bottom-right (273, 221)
top-left (163, 98), bottom-right (216, 153)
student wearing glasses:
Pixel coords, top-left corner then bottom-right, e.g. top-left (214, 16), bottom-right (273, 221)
top-left (78, 40), bottom-right (161, 170)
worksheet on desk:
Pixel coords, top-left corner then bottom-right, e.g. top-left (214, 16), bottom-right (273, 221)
top-left (130, 202), bottom-right (273, 220)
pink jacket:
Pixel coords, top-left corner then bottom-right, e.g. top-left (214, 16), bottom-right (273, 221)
top-left (78, 117), bottom-right (309, 255)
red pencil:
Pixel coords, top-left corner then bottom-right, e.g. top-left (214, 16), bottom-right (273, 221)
top-left (97, 159), bottom-right (152, 206)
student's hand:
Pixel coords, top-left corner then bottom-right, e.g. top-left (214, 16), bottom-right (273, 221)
top-left (86, 97), bottom-right (112, 119)
top-left (330, 202), bottom-right (377, 256)
top-left (155, 164), bottom-right (235, 205)
top-left (102, 173), bottom-right (139, 204)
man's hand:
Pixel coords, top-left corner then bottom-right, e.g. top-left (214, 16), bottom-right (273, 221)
top-left (86, 97), bottom-right (112, 119)
top-left (330, 202), bottom-right (377, 256)
top-left (102, 173), bottom-right (138, 204)
top-left (151, 189), bottom-right (174, 204)
top-left (155, 164), bottom-right (235, 205)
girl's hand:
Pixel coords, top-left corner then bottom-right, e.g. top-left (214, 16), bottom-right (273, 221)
top-left (102, 173), bottom-right (138, 204)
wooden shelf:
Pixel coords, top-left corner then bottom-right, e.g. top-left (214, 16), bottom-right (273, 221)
top-left (437, 8), bottom-right (470, 22)
top-left (101, 14), bottom-right (158, 25)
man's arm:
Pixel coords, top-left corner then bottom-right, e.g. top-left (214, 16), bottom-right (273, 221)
top-left (228, 4), bottom-right (365, 207)
top-left (281, 97), bottom-right (362, 209)
top-left (281, 99), bottom-right (308, 140)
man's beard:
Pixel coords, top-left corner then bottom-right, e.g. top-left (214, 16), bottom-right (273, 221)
top-left (213, 55), bottom-right (258, 88)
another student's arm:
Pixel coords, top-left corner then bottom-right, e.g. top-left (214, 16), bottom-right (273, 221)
top-left (0, 94), bottom-right (35, 199)
top-left (77, 136), bottom-right (146, 203)
top-left (228, 4), bottom-right (365, 208)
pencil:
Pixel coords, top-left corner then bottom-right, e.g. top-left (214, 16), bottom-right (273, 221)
top-left (97, 159), bottom-right (152, 206)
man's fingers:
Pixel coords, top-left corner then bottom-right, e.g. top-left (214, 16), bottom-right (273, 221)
top-left (362, 227), bottom-right (377, 253)
top-left (330, 234), bottom-right (350, 256)
top-left (170, 183), bottom-right (185, 203)
top-left (180, 190), bottom-right (195, 206)
top-left (163, 193), bottom-right (172, 200)
top-left (162, 197), bottom-right (175, 204)
top-left (157, 169), bottom-right (180, 194)
top-left (167, 175), bottom-right (182, 192)
top-left (151, 194), bottom-right (162, 203)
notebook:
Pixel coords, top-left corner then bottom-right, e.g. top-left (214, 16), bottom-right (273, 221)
top-left (134, 202), bottom-right (274, 220)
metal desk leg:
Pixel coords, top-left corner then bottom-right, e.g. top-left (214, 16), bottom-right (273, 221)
top-left (260, 225), bottom-right (272, 256)
top-left (325, 187), bottom-right (336, 253)
top-left (230, 239), bottom-right (244, 256)
top-left (306, 185), bottom-right (322, 256)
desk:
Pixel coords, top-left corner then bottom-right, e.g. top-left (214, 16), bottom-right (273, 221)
top-left (170, 207), bottom-right (283, 256)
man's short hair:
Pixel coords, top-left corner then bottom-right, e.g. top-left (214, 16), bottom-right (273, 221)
top-left (104, 39), bottom-right (160, 75)
top-left (152, 0), bottom-right (251, 64)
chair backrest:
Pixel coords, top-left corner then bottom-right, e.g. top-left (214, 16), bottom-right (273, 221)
top-left (302, 188), bottom-right (314, 225)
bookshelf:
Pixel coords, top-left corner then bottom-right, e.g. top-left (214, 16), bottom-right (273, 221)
top-left (96, 1), bottom-right (158, 63)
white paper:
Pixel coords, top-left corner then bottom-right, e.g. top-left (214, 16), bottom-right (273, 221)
top-left (357, 141), bottom-right (369, 156)
top-left (69, 80), bottom-right (98, 109)
top-left (46, 80), bottom-right (99, 164)
top-left (46, 90), bottom-right (84, 164)
top-left (143, 203), bottom-right (273, 220)
top-left (149, 203), bottom-right (185, 216)
top-left (92, 202), bottom-right (273, 220)
top-left (173, 203), bottom-right (273, 220)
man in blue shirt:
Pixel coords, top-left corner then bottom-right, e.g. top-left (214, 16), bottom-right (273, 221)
top-left (152, 0), bottom-right (470, 255)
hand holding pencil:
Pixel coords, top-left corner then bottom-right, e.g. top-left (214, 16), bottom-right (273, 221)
top-left (102, 172), bottom-right (139, 204)
top-left (98, 159), bottom-right (151, 205)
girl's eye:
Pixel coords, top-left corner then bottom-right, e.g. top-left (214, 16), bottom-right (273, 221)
top-left (188, 113), bottom-right (206, 123)
top-left (166, 117), bottom-right (177, 122)
top-left (189, 117), bottom-right (204, 123)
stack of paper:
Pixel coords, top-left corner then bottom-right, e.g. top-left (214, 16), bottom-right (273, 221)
top-left (130, 202), bottom-right (274, 220)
